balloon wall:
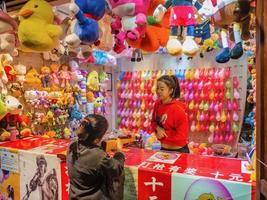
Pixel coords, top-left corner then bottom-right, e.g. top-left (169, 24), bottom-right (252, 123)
top-left (115, 52), bottom-right (248, 149)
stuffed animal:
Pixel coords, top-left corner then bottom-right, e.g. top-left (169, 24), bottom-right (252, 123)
top-left (0, 54), bottom-right (9, 95)
top-left (18, 0), bottom-right (62, 52)
top-left (87, 70), bottom-right (99, 92)
top-left (25, 68), bottom-right (42, 88)
top-left (0, 97), bottom-right (8, 120)
top-left (0, 129), bottom-right (11, 141)
top-left (58, 64), bottom-right (71, 88)
top-left (14, 64), bottom-right (27, 84)
top-left (107, 0), bottom-right (151, 53)
top-left (65, 0), bottom-right (106, 48)
top-left (126, 0), bottom-right (170, 53)
top-left (0, 10), bottom-right (18, 54)
top-left (153, 0), bottom-right (199, 56)
top-left (197, 0), bottom-right (251, 63)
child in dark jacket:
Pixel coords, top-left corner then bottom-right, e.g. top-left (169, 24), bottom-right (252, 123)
top-left (67, 114), bottom-right (125, 200)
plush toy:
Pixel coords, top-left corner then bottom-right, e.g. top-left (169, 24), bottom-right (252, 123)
top-left (14, 64), bottom-right (27, 84)
top-left (18, 0), bottom-right (62, 52)
top-left (87, 70), bottom-right (99, 91)
top-left (69, 104), bottom-right (83, 121)
top-left (40, 66), bottom-right (51, 88)
top-left (126, 0), bottom-right (170, 53)
top-left (0, 97), bottom-right (8, 120)
top-left (153, 0), bottom-right (199, 56)
top-left (8, 82), bottom-right (24, 98)
top-left (193, 1), bottom-right (214, 57)
top-left (0, 54), bottom-right (9, 95)
top-left (58, 64), bottom-right (71, 88)
top-left (65, 0), bottom-right (106, 48)
top-left (197, 0), bottom-right (251, 63)
top-left (0, 10), bottom-right (18, 54)
top-left (107, 0), bottom-right (151, 53)
top-left (25, 68), bottom-right (42, 88)
top-left (1, 54), bottom-right (15, 85)
top-left (50, 64), bottom-right (60, 90)
top-left (93, 95), bottom-right (104, 113)
top-left (0, 129), bottom-right (11, 141)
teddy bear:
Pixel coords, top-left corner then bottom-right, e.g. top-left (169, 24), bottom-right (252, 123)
top-left (13, 64), bottom-right (27, 84)
top-left (153, 0), bottom-right (199, 56)
top-left (65, 0), bottom-right (106, 48)
top-left (0, 10), bottom-right (18, 55)
top-left (107, 0), bottom-right (151, 53)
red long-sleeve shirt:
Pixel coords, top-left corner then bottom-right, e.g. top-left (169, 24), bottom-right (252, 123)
top-left (151, 99), bottom-right (189, 147)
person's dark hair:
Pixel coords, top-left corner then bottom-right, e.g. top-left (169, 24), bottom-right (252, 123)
top-left (69, 114), bottom-right (108, 163)
top-left (157, 75), bottom-right (180, 98)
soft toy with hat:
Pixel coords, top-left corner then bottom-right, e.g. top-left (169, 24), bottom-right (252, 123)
top-left (65, 0), bottom-right (106, 48)
top-left (0, 10), bottom-right (18, 54)
top-left (153, 0), bottom-right (199, 56)
top-left (18, 0), bottom-right (63, 52)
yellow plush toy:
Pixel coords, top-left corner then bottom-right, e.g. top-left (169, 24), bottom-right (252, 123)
top-left (18, 0), bottom-right (62, 52)
top-left (87, 71), bottom-right (99, 92)
top-left (25, 68), bottom-right (42, 88)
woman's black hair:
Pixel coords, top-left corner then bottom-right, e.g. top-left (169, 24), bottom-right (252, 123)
top-left (69, 114), bottom-right (108, 163)
top-left (157, 75), bottom-right (180, 98)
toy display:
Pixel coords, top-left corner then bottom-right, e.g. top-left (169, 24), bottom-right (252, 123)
top-left (18, 0), bottom-right (63, 52)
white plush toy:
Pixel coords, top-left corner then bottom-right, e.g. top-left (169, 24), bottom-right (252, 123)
top-left (14, 64), bottom-right (27, 84)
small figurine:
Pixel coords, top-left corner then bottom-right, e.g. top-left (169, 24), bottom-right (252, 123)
top-left (58, 64), bottom-right (71, 88)
top-left (50, 64), bottom-right (60, 89)
top-left (40, 66), bottom-right (51, 88)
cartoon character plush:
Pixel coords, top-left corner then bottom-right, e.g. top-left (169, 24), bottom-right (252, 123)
top-left (126, 0), bottom-right (170, 53)
top-left (25, 68), bottom-right (42, 88)
top-left (0, 10), bottom-right (18, 55)
top-left (107, 0), bottom-right (151, 53)
top-left (40, 66), bottom-right (51, 88)
top-left (0, 96), bottom-right (25, 139)
top-left (197, 0), bottom-right (251, 63)
top-left (153, 0), bottom-right (199, 56)
top-left (18, 0), bottom-right (63, 52)
top-left (14, 64), bottom-right (27, 84)
top-left (87, 70), bottom-right (99, 91)
top-left (65, 0), bottom-right (106, 48)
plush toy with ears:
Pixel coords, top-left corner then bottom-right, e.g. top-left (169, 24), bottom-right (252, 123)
top-left (153, 0), bottom-right (199, 56)
top-left (65, 0), bottom-right (106, 48)
top-left (106, 0), bottom-right (151, 53)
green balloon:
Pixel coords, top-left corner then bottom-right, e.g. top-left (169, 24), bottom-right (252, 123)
top-left (225, 90), bottom-right (231, 99)
top-left (225, 80), bottom-right (231, 89)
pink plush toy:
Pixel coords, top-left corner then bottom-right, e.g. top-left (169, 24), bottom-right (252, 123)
top-left (58, 64), bottom-right (71, 88)
top-left (106, 0), bottom-right (150, 53)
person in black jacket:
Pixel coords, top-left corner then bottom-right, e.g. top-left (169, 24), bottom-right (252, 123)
top-left (67, 114), bottom-right (125, 200)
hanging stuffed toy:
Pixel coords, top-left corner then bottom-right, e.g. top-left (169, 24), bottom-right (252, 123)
top-left (106, 0), bottom-right (151, 53)
top-left (18, 0), bottom-right (63, 52)
top-left (65, 0), bottom-right (106, 48)
top-left (193, 0), bottom-right (214, 58)
top-left (197, 0), bottom-right (251, 63)
top-left (126, 0), bottom-right (170, 53)
top-left (153, 0), bottom-right (199, 56)
top-left (0, 10), bottom-right (18, 55)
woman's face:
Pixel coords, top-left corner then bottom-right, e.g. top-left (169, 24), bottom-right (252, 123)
top-left (156, 81), bottom-right (173, 102)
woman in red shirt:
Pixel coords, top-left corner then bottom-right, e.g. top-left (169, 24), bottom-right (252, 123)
top-left (152, 75), bottom-right (189, 153)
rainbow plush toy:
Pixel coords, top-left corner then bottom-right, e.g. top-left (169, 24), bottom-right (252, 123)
top-left (153, 0), bottom-right (199, 56)
top-left (65, 0), bottom-right (106, 48)
top-left (106, 0), bottom-right (151, 53)
top-left (18, 0), bottom-right (62, 52)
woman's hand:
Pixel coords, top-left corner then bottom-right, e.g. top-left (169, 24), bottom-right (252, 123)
top-left (156, 126), bottom-right (167, 139)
